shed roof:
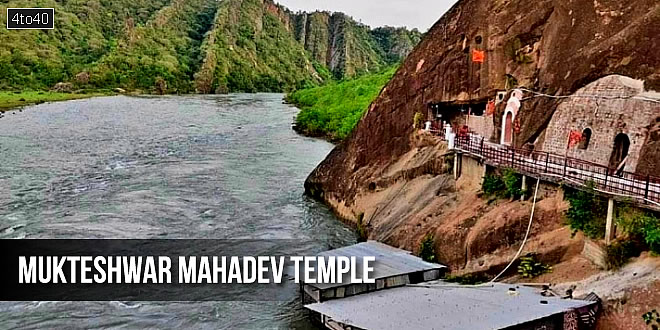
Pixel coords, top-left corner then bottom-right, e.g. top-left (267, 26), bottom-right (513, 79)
top-left (305, 282), bottom-right (596, 330)
top-left (308, 241), bottom-right (446, 290)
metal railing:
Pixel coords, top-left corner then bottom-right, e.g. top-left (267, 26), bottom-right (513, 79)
top-left (454, 134), bottom-right (660, 206)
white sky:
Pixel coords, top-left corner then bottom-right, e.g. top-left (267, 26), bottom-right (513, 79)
top-left (275, 0), bottom-right (458, 31)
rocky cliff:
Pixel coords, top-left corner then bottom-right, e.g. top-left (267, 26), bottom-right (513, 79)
top-left (292, 11), bottom-right (422, 78)
top-left (307, 0), bottom-right (660, 208)
top-left (304, 5), bottom-right (660, 326)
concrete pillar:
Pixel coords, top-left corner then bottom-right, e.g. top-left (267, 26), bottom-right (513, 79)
top-left (520, 175), bottom-right (527, 201)
top-left (482, 164), bottom-right (488, 185)
top-left (605, 198), bottom-right (616, 244)
top-left (453, 153), bottom-right (459, 180)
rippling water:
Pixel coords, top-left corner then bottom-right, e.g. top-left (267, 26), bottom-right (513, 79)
top-left (0, 94), bottom-right (356, 329)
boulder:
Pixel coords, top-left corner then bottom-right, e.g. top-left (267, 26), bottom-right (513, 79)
top-left (51, 82), bottom-right (73, 93)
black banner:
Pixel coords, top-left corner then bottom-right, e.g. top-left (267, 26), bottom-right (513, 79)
top-left (6, 8), bottom-right (54, 29)
top-left (1, 240), bottom-right (316, 301)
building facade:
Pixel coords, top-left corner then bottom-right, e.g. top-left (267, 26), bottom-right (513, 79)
top-left (541, 75), bottom-right (660, 172)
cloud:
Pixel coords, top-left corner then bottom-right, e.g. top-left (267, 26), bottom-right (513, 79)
top-left (275, 0), bottom-right (457, 31)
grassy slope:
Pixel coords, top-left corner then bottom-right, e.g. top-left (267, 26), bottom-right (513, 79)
top-left (0, 0), bottom-right (171, 90)
top-left (90, 0), bottom-right (218, 92)
top-left (287, 66), bottom-right (397, 141)
top-left (0, 91), bottom-right (108, 111)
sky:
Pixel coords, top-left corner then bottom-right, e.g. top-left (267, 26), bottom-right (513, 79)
top-left (275, 0), bottom-right (458, 31)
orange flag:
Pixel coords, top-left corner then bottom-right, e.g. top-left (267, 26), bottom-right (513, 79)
top-left (486, 100), bottom-right (496, 116)
top-left (472, 49), bottom-right (485, 63)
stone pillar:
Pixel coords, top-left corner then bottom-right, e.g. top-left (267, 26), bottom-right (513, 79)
top-left (605, 198), bottom-right (616, 244)
top-left (453, 153), bottom-right (460, 180)
top-left (521, 175), bottom-right (527, 201)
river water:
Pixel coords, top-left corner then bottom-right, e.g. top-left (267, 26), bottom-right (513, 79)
top-left (0, 94), bottom-right (356, 329)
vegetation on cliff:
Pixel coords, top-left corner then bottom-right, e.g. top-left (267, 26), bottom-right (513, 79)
top-left (482, 169), bottom-right (523, 199)
top-left (564, 183), bottom-right (607, 239)
top-left (287, 66), bottom-right (396, 140)
top-left (194, 0), bottom-right (318, 93)
top-left (617, 207), bottom-right (660, 255)
top-left (91, 0), bottom-right (218, 93)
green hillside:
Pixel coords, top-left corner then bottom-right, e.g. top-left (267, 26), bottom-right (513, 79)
top-left (0, 0), bottom-right (171, 90)
top-left (194, 0), bottom-right (319, 93)
top-left (0, 0), bottom-right (420, 94)
top-left (287, 66), bottom-right (398, 141)
top-left (90, 0), bottom-right (218, 93)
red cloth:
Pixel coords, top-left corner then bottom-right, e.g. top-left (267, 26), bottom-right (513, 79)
top-left (486, 100), bottom-right (496, 116)
top-left (458, 125), bottom-right (469, 137)
top-left (568, 130), bottom-right (583, 148)
top-left (472, 50), bottom-right (485, 63)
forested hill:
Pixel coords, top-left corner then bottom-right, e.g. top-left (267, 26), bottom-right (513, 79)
top-left (0, 0), bottom-right (421, 93)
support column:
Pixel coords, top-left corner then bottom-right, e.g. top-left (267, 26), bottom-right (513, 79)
top-left (605, 198), bottom-right (616, 244)
top-left (521, 175), bottom-right (527, 201)
top-left (453, 153), bottom-right (460, 180)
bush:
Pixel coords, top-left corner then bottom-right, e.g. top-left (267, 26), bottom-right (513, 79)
top-left (356, 213), bottom-right (368, 243)
top-left (564, 182), bottom-right (607, 239)
top-left (418, 234), bottom-right (436, 262)
top-left (617, 208), bottom-right (660, 255)
top-left (642, 309), bottom-right (660, 329)
top-left (413, 112), bottom-right (424, 129)
top-left (502, 168), bottom-right (522, 198)
top-left (444, 154), bottom-right (455, 174)
top-left (605, 240), bottom-right (642, 270)
top-left (483, 174), bottom-right (506, 197)
top-left (482, 169), bottom-right (521, 199)
top-left (517, 254), bottom-right (552, 278)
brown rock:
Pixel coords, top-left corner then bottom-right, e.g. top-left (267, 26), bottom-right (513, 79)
top-left (51, 82), bottom-right (73, 93)
top-left (306, 0), bottom-right (660, 206)
top-left (75, 72), bottom-right (90, 84)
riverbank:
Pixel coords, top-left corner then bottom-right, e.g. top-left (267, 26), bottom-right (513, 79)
top-left (0, 91), bottom-right (111, 112)
top-left (286, 66), bottom-right (397, 141)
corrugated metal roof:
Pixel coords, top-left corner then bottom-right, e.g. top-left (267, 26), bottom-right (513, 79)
top-left (307, 241), bottom-right (446, 290)
top-left (305, 282), bottom-right (596, 330)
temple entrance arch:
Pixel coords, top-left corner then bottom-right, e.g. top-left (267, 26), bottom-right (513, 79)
top-left (501, 110), bottom-right (514, 145)
top-left (608, 133), bottom-right (630, 173)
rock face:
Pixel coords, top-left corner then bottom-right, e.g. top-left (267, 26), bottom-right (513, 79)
top-left (306, 0), bottom-right (660, 207)
top-left (291, 11), bottom-right (422, 78)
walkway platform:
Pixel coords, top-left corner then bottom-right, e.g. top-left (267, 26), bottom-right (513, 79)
top-left (454, 134), bottom-right (660, 210)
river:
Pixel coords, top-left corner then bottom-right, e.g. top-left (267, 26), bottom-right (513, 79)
top-left (0, 94), bottom-right (356, 329)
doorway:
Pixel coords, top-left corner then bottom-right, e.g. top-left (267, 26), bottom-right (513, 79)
top-left (501, 111), bottom-right (514, 145)
top-left (608, 133), bottom-right (630, 172)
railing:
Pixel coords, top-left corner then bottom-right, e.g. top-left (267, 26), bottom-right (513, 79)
top-left (454, 134), bottom-right (660, 206)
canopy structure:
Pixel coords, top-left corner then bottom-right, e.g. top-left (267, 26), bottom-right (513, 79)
top-left (302, 241), bottom-right (446, 303)
top-left (306, 281), bottom-right (598, 330)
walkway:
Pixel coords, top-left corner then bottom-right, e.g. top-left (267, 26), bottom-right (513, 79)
top-left (453, 134), bottom-right (660, 207)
